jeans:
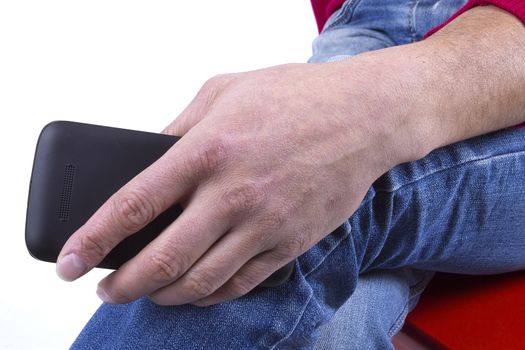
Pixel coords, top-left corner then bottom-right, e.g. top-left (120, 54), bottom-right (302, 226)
top-left (71, 0), bottom-right (525, 349)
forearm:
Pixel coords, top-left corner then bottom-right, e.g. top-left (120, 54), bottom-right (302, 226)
top-left (338, 5), bottom-right (525, 164)
top-left (419, 6), bottom-right (525, 148)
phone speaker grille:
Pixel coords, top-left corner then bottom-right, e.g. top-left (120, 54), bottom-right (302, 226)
top-left (59, 164), bottom-right (76, 222)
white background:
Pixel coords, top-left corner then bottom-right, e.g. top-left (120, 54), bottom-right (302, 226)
top-left (0, 1), bottom-right (317, 349)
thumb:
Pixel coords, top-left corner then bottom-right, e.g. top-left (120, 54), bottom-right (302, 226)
top-left (162, 100), bottom-right (204, 136)
top-left (162, 74), bottom-right (234, 136)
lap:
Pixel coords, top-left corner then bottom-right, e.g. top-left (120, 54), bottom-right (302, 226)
top-left (72, 128), bottom-right (525, 349)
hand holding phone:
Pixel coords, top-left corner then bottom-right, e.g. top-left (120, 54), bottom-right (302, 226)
top-left (26, 121), bottom-right (294, 302)
top-left (27, 63), bottom-right (389, 308)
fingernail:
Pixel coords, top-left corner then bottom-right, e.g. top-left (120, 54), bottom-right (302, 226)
top-left (56, 253), bottom-right (87, 281)
top-left (191, 300), bottom-right (208, 308)
top-left (96, 286), bottom-right (114, 304)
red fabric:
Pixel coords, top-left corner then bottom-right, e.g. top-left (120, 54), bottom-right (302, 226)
top-left (310, 0), bottom-right (525, 129)
top-left (404, 272), bottom-right (525, 349)
top-left (310, 0), bottom-right (345, 32)
top-left (310, 0), bottom-right (525, 33)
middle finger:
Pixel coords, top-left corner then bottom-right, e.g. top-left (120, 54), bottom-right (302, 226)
top-left (96, 188), bottom-right (233, 304)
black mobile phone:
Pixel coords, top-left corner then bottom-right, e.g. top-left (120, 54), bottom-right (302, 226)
top-left (25, 121), bottom-right (293, 287)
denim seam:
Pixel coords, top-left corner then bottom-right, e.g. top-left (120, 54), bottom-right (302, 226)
top-left (408, 0), bottom-right (420, 42)
top-left (408, 278), bottom-right (428, 296)
top-left (407, 277), bottom-right (432, 309)
top-left (375, 149), bottom-right (525, 193)
top-left (387, 301), bottom-right (410, 337)
top-left (386, 275), bottom-right (429, 337)
top-left (302, 222), bottom-right (352, 278)
top-left (268, 289), bottom-right (315, 350)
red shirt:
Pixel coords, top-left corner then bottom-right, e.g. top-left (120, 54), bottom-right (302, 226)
top-left (310, 0), bottom-right (525, 129)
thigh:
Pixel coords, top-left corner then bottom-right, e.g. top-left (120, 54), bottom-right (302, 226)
top-left (315, 269), bottom-right (434, 350)
top-left (353, 127), bottom-right (525, 274)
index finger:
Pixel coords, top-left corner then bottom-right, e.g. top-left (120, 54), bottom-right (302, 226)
top-left (56, 133), bottom-right (229, 281)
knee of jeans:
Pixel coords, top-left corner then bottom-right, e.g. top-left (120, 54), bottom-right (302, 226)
top-left (315, 269), bottom-right (433, 350)
top-left (308, 27), bottom-right (395, 63)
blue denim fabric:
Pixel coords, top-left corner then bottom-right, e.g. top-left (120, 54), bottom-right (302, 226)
top-left (315, 269), bottom-right (434, 350)
top-left (71, 0), bottom-right (525, 349)
top-left (308, 0), bottom-right (469, 63)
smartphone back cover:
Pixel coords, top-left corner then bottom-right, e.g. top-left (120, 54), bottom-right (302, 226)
top-left (26, 121), bottom-right (182, 268)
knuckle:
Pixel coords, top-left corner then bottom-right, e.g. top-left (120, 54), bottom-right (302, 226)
top-left (227, 275), bottom-right (255, 298)
top-left (222, 182), bottom-right (265, 214)
top-left (197, 73), bottom-right (238, 112)
top-left (194, 77), bottom-right (221, 113)
top-left (259, 205), bottom-right (290, 231)
top-left (108, 286), bottom-right (132, 304)
top-left (145, 249), bottom-right (188, 284)
top-left (324, 193), bottom-right (343, 213)
top-left (148, 294), bottom-right (170, 306)
top-left (204, 74), bottom-right (232, 89)
top-left (277, 234), bottom-right (310, 258)
top-left (187, 138), bottom-right (231, 179)
top-left (183, 273), bottom-right (218, 299)
top-left (79, 234), bottom-right (109, 261)
top-left (238, 231), bottom-right (269, 253)
top-left (111, 189), bottom-right (157, 233)
top-left (198, 74), bottom-right (231, 104)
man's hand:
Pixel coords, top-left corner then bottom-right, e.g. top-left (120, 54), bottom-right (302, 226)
top-left (56, 61), bottom-right (419, 306)
top-left (56, 5), bottom-right (525, 306)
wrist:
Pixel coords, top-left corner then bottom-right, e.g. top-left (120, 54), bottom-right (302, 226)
top-left (379, 6), bottom-right (525, 162)
top-left (321, 4), bottom-right (525, 174)
top-left (336, 46), bottom-right (440, 168)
